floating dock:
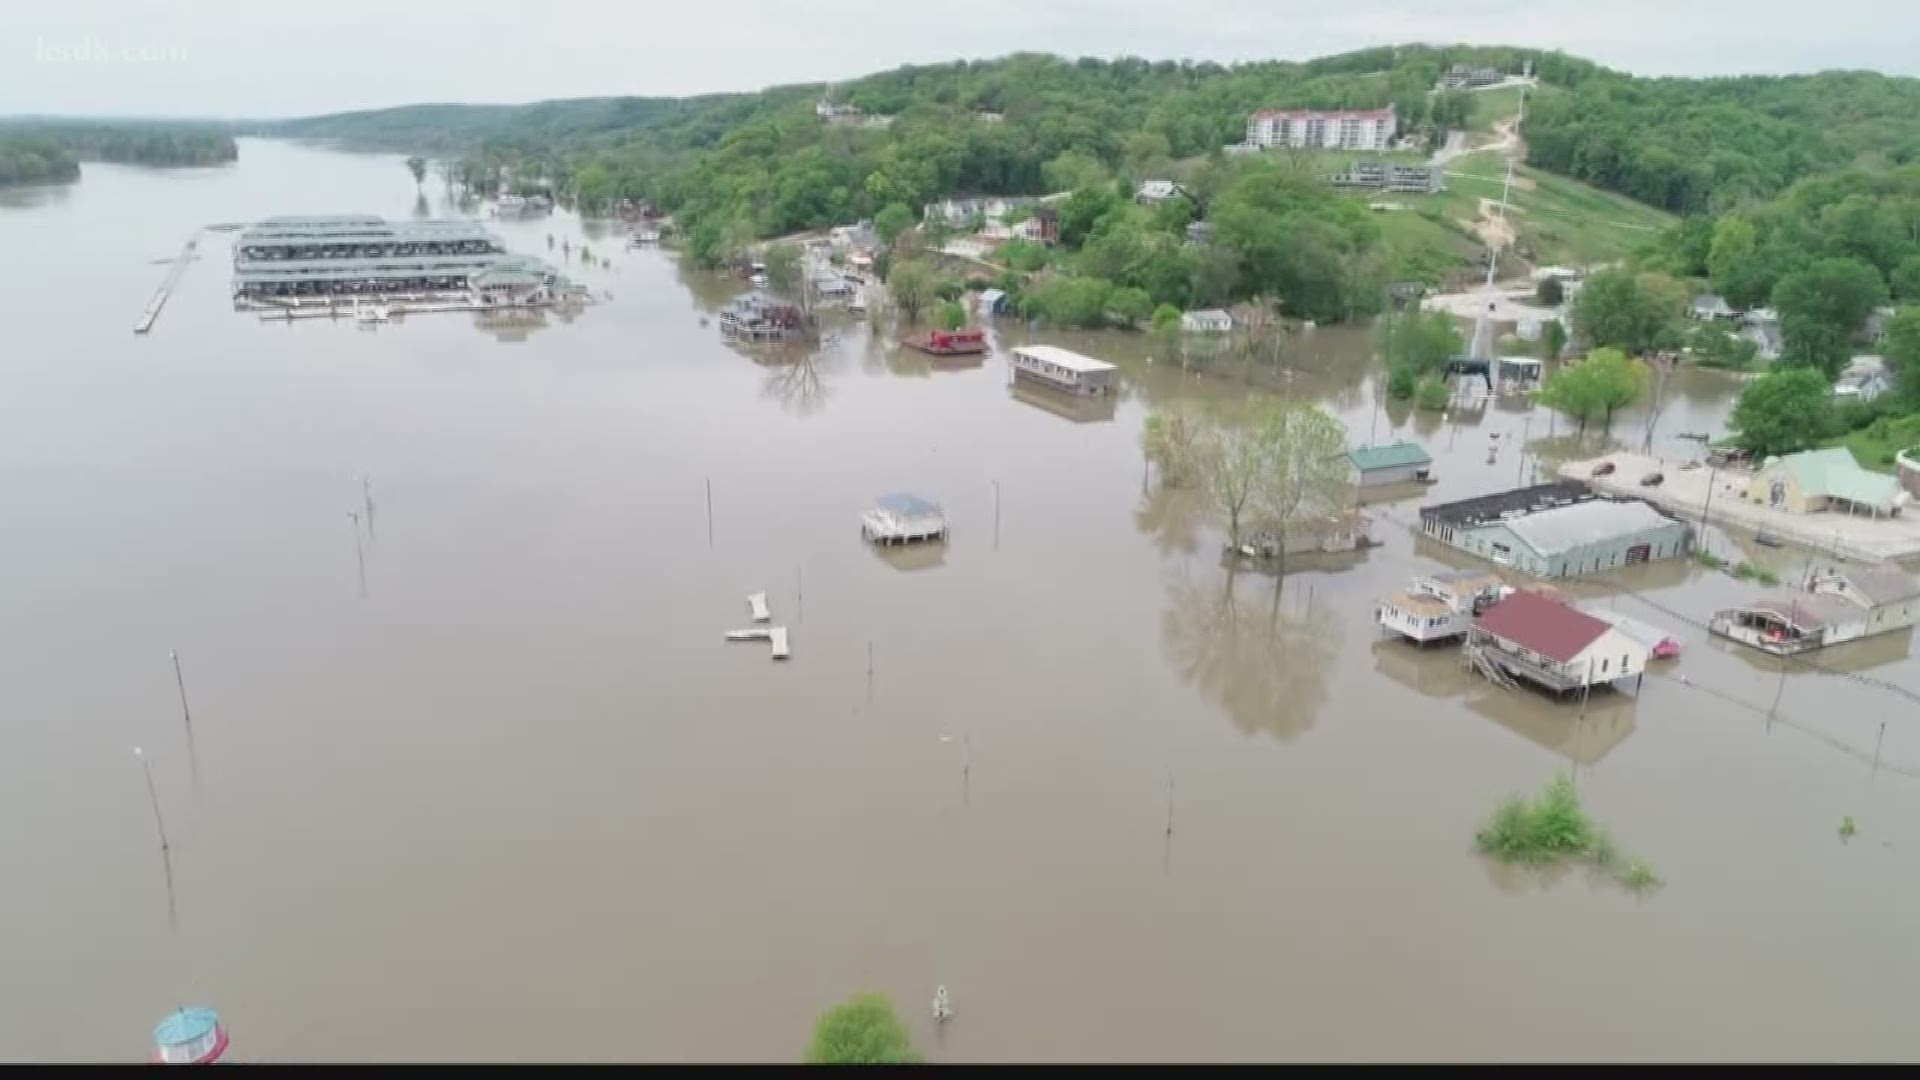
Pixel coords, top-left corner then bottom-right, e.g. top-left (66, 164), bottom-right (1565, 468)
top-left (724, 626), bottom-right (790, 660)
top-left (135, 233), bottom-right (199, 335)
top-left (747, 591), bottom-right (771, 622)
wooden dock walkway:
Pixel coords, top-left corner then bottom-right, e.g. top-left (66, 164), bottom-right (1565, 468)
top-left (135, 233), bottom-right (200, 335)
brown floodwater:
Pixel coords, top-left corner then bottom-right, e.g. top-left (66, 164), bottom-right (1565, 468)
top-left (2, 140), bottom-right (1918, 1062)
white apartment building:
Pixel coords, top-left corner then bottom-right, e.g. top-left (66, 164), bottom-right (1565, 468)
top-left (1245, 106), bottom-right (1397, 151)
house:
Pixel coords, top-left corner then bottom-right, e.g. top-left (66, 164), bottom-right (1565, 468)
top-left (1135, 180), bottom-right (1189, 206)
top-left (816, 99), bottom-right (863, 122)
top-left (1833, 355), bottom-right (1893, 403)
top-left (1009, 344), bottom-right (1116, 396)
top-left (1711, 563), bottom-right (1920, 655)
top-left (469, 263), bottom-right (547, 306)
top-left (923, 196), bottom-right (1035, 230)
top-left (862, 493), bottom-right (949, 545)
top-left (1744, 447), bottom-right (1909, 518)
top-left (1690, 294), bottom-right (1738, 321)
top-left (1468, 589), bottom-right (1652, 694)
top-left (1244, 106), bottom-right (1397, 151)
top-left (1584, 609), bottom-right (1684, 660)
top-left (1741, 307), bottom-right (1783, 360)
top-left (1331, 160), bottom-right (1443, 193)
top-left (1016, 206), bottom-right (1059, 245)
top-left (1865, 305), bottom-right (1897, 344)
top-left (1184, 220), bottom-right (1213, 247)
top-left (1439, 64), bottom-right (1505, 90)
top-left (1377, 568), bottom-right (1508, 644)
top-left (1347, 441), bottom-right (1434, 487)
top-left (978, 288), bottom-right (1012, 317)
top-left (1418, 482), bottom-right (1693, 578)
top-left (1495, 355), bottom-right (1545, 394)
top-left (1180, 308), bottom-right (1234, 334)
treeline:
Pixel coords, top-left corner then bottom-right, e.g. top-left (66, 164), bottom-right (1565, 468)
top-left (0, 122), bottom-right (238, 180)
top-left (0, 135), bottom-right (80, 184)
top-left (1526, 71), bottom-right (1920, 214)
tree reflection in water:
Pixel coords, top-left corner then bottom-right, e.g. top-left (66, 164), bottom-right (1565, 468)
top-left (1134, 482), bottom-right (1205, 558)
top-left (1160, 565), bottom-right (1340, 741)
top-left (746, 338), bottom-right (836, 416)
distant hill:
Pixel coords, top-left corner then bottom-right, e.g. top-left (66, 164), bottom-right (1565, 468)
top-left (0, 119), bottom-right (237, 173)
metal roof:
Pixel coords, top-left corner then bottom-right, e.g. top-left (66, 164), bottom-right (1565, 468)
top-left (1585, 608), bottom-right (1680, 649)
top-left (1348, 440), bottom-right (1431, 472)
top-left (876, 493), bottom-right (942, 517)
top-left (1772, 448), bottom-right (1904, 510)
top-left (154, 1008), bottom-right (219, 1046)
top-left (1420, 481), bottom-right (1593, 528)
top-left (1728, 593), bottom-right (1863, 631)
top-left (1475, 589), bottom-right (1613, 663)
top-left (1827, 564), bottom-right (1920, 606)
top-left (1012, 345), bottom-right (1115, 374)
top-left (1501, 499), bottom-right (1682, 558)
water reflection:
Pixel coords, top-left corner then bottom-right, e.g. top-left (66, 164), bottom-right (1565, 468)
top-left (1160, 567), bottom-right (1338, 741)
top-left (0, 182), bottom-right (73, 211)
top-left (870, 541), bottom-right (947, 572)
top-left (758, 348), bottom-right (833, 416)
top-left (472, 307), bottom-right (550, 343)
top-left (1008, 380), bottom-right (1116, 424)
top-left (1134, 483), bottom-right (1205, 559)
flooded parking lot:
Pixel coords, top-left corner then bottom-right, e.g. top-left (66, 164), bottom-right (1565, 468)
top-left (2, 140), bottom-right (1918, 1061)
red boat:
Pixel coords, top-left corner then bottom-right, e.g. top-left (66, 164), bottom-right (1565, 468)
top-left (905, 328), bottom-right (988, 355)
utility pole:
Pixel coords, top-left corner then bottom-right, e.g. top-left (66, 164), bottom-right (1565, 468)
top-left (170, 650), bottom-right (198, 789)
top-left (992, 479), bottom-right (1001, 550)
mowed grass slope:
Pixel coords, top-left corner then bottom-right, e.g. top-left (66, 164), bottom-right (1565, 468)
top-left (1428, 149), bottom-right (1676, 265)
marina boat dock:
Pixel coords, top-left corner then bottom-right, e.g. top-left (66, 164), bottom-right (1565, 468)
top-left (863, 493), bottom-right (949, 545)
top-left (134, 233), bottom-right (200, 334)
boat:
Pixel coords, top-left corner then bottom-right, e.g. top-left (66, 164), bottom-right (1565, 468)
top-left (903, 328), bottom-right (988, 356)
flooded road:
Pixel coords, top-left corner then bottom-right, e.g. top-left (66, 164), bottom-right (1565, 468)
top-left (2, 140), bottom-right (1918, 1061)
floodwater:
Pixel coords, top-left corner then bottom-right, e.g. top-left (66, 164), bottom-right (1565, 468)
top-left (3, 139), bottom-right (1918, 1062)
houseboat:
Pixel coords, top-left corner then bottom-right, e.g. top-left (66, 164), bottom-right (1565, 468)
top-left (1008, 345), bottom-right (1115, 396)
top-left (1377, 568), bottom-right (1508, 644)
top-left (1466, 589), bottom-right (1651, 695)
top-left (862, 493), bottom-right (949, 545)
top-left (1236, 510), bottom-right (1374, 560)
top-left (718, 292), bottom-right (810, 342)
top-left (1710, 563), bottom-right (1919, 655)
top-left (905, 328), bottom-right (988, 356)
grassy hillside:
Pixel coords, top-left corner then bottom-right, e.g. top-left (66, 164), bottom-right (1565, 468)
top-left (1429, 149), bottom-right (1676, 265)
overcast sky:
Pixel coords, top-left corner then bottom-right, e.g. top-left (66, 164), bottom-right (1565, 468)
top-left (6, 0), bottom-right (1916, 118)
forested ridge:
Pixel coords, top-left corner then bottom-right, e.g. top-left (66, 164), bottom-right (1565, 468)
top-left (0, 121), bottom-right (238, 182)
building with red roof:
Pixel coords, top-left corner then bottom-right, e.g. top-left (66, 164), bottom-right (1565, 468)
top-left (1468, 588), bottom-right (1650, 695)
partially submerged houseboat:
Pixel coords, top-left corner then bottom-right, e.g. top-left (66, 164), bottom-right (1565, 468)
top-left (904, 328), bottom-right (988, 355)
top-left (1377, 568), bottom-right (1508, 644)
top-left (862, 493), bottom-right (949, 545)
top-left (1008, 345), bottom-right (1115, 396)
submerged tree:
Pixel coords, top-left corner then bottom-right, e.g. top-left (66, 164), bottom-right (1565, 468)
top-left (1534, 347), bottom-right (1649, 433)
top-left (805, 993), bottom-right (921, 1064)
top-left (1157, 401), bottom-right (1351, 559)
top-left (405, 155), bottom-right (427, 190)
top-left (886, 260), bottom-right (939, 323)
top-left (763, 242), bottom-right (805, 298)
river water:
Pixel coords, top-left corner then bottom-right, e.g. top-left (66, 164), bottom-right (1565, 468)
top-left (3, 139), bottom-right (1918, 1062)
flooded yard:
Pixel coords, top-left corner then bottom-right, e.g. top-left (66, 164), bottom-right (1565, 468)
top-left (2, 140), bottom-right (1917, 1061)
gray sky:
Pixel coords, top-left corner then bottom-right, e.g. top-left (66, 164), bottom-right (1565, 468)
top-left (6, 0), bottom-right (1915, 118)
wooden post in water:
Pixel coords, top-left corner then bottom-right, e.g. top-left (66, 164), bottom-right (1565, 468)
top-left (133, 747), bottom-right (177, 931)
top-left (1873, 721), bottom-right (1887, 778)
top-left (361, 474), bottom-right (376, 540)
top-left (992, 479), bottom-right (1001, 550)
top-left (705, 477), bottom-right (714, 549)
top-left (866, 641), bottom-right (873, 703)
top-left (348, 511), bottom-right (367, 599)
top-left (796, 565), bottom-right (803, 624)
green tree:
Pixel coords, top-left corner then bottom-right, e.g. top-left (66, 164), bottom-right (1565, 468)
top-left (1413, 375), bottom-right (1451, 410)
top-left (1534, 276), bottom-right (1564, 307)
top-left (1057, 184), bottom-right (1121, 249)
top-left (1730, 366), bottom-right (1836, 458)
top-left (1108, 286), bottom-right (1152, 326)
top-left (1386, 363), bottom-right (1417, 400)
top-left (1572, 269), bottom-right (1680, 354)
top-left (1022, 276), bottom-right (1114, 328)
top-left (1893, 255), bottom-right (1920, 302)
top-left (887, 260), bottom-right (939, 322)
top-left (1378, 308), bottom-right (1463, 376)
top-left (1155, 401), bottom-right (1350, 555)
top-left (763, 242), bottom-right (804, 298)
top-left (405, 155), bottom-right (427, 190)
top-left (1535, 348), bottom-right (1649, 432)
top-left (935, 300), bottom-right (967, 330)
top-left (805, 993), bottom-right (920, 1064)
top-left (1151, 303), bottom-right (1182, 331)
top-left (573, 162), bottom-right (616, 211)
top-left (1881, 306), bottom-right (1920, 404)
top-left (1042, 150), bottom-right (1109, 193)
top-left (1706, 215), bottom-right (1769, 309)
top-left (1540, 318), bottom-right (1568, 360)
top-left (1772, 257), bottom-right (1888, 376)
top-left (874, 202), bottom-right (915, 247)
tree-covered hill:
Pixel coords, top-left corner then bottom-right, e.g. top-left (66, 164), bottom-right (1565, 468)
top-left (0, 121), bottom-right (238, 177)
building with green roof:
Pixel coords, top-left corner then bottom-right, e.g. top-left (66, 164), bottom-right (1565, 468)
top-left (1346, 440), bottom-right (1434, 487)
top-left (1744, 447), bottom-right (1910, 518)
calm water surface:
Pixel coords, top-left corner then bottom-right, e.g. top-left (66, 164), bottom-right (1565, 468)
top-left (2, 140), bottom-right (1918, 1061)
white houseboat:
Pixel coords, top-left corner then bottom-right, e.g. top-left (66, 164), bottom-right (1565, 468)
top-left (1009, 345), bottom-right (1116, 396)
top-left (1377, 568), bottom-right (1508, 644)
top-left (862, 493), bottom-right (949, 545)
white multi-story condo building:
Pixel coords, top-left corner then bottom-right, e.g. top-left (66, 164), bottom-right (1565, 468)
top-left (1244, 106), bottom-right (1397, 151)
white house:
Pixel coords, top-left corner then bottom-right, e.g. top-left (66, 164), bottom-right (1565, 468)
top-left (1181, 308), bottom-right (1234, 334)
top-left (1377, 568), bottom-right (1507, 644)
top-left (1833, 355), bottom-right (1893, 403)
top-left (1711, 563), bottom-right (1919, 655)
top-left (1469, 588), bottom-right (1652, 694)
top-left (1135, 180), bottom-right (1189, 205)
